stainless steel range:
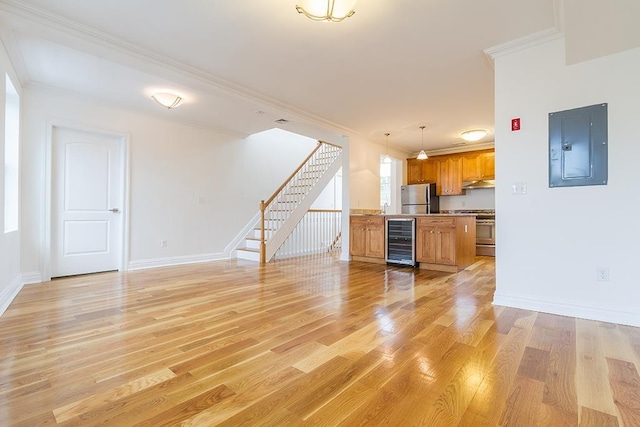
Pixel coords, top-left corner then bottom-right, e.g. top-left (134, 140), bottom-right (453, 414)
top-left (453, 210), bottom-right (495, 256)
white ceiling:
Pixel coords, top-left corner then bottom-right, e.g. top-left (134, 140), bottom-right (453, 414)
top-left (0, 0), bottom-right (564, 151)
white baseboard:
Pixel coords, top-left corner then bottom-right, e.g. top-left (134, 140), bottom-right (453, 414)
top-left (22, 272), bottom-right (43, 285)
top-left (0, 276), bottom-right (24, 317)
top-left (493, 292), bottom-right (640, 328)
top-left (128, 252), bottom-right (228, 271)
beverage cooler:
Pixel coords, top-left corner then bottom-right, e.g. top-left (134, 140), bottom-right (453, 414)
top-left (386, 218), bottom-right (416, 267)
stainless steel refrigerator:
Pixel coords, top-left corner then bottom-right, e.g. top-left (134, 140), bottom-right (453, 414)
top-left (401, 183), bottom-right (439, 214)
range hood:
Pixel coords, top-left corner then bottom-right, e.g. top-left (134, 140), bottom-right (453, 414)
top-left (462, 179), bottom-right (495, 189)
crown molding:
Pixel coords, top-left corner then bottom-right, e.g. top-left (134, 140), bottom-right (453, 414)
top-left (483, 27), bottom-right (564, 67)
top-left (0, 0), bottom-right (358, 139)
top-left (23, 81), bottom-right (249, 139)
top-left (415, 141), bottom-right (495, 158)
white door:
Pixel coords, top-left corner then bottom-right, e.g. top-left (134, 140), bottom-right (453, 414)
top-left (51, 127), bottom-right (124, 277)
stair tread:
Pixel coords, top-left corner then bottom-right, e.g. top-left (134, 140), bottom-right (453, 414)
top-left (237, 247), bottom-right (260, 253)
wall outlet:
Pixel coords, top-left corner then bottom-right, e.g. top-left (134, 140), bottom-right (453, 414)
top-left (160, 240), bottom-right (167, 248)
top-left (596, 267), bottom-right (609, 282)
top-left (197, 196), bottom-right (206, 204)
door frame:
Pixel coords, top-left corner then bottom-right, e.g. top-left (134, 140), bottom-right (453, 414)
top-left (42, 121), bottom-right (131, 281)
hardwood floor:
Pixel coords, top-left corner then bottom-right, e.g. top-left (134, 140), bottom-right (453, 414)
top-left (1, 255), bottom-right (639, 426)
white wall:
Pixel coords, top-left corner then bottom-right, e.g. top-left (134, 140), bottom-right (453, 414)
top-left (311, 169), bottom-right (342, 210)
top-left (20, 88), bottom-right (317, 275)
top-left (439, 188), bottom-right (495, 211)
top-left (0, 41), bottom-right (22, 316)
top-left (349, 135), bottom-right (410, 210)
top-left (493, 36), bottom-right (640, 326)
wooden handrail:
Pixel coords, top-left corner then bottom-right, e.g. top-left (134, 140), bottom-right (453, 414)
top-left (262, 141), bottom-right (323, 208)
top-left (318, 140), bottom-right (342, 148)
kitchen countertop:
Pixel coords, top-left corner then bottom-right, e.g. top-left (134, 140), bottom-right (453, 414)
top-left (350, 213), bottom-right (476, 217)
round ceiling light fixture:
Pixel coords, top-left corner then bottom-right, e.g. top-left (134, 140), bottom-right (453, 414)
top-left (152, 92), bottom-right (183, 109)
top-left (296, 0), bottom-right (358, 22)
top-left (460, 129), bottom-right (488, 142)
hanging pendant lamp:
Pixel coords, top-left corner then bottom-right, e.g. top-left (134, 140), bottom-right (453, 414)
top-left (417, 126), bottom-right (428, 160)
top-left (383, 133), bottom-right (391, 164)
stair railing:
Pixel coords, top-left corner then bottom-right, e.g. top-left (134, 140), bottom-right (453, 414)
top-left (259, 141), bottom-right (342, 263)
top-left (275, 209), bottom-right (342, 259)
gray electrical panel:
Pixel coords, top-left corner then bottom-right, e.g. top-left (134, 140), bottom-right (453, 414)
top-left (549, 103), bottom-right (607, 188)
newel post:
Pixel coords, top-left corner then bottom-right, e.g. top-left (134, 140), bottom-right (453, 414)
top-left (260, 200), bottom-right (266, 264)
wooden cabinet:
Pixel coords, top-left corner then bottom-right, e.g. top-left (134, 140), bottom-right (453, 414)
top-left (462, 150), bottom-right (495, 181)
top-left (480, 151), bottom-right (495, 179)
top-left (350, 216), bottom-right (385, 261)
top-left (407, 149), bottom-right (494, 195)
top-left (436, 155), bottom-right (464, 195)
top-left (416, 216), bottom-right (476, 272)
top-left (407, 158), bottom-right (437, 184)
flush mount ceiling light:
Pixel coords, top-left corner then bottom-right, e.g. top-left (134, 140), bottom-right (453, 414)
top-left (383, 133), bottom-right (391, 164)
top-left (417, 126), bottom-right (428, 160)
top-left (296, 0), bottom-right (358, 22)
top-left (460, 129), bottom-right (488, 142)
top-left (151, 92), bottom-right (183, 109)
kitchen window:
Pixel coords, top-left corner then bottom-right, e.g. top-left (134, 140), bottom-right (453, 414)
top-left (380, 155), bottom-right (401, 214)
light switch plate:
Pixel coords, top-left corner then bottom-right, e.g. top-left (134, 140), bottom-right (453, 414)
top-left (512, 182), bottom-right (527, 195)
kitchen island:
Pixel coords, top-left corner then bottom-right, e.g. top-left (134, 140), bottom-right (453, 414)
top-left (349, 214), bottom-right (476, 272)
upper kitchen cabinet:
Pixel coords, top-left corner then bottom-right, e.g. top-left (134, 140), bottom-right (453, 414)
top-left (462, 150), bottom-right (495, 180)
top-left (436, 155), bottom-right (464, 195)
top-left (407, 158), bottom-right (437, 184)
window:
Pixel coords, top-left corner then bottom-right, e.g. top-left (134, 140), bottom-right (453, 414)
top-left (380, 156), bottom-right (391, 211)
top-left (4, 74), bottom-right (19, 233)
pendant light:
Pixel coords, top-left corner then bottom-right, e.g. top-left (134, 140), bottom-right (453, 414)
top-left (417, 126), bottom-right (428, 160)
top-left (383, 133), bottom-right (391, 164)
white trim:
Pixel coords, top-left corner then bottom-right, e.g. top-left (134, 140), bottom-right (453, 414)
top-left (227, 211), bottom-right (261, 257)
top-left (43, 121), bottom-right (131, 280)
top-left (339, 135), bottom-right (350, 262)
top-left (493, 292), bottom-right (640, 328)
top-left (21, 271), bottom-right (43, 285)
top-left (128, 253), bottom-right (228, 271)
top-left (0, 276), bottom-right (23, 317)
top-left (0, 0), bottom-right (357, 140)
top-left (425, 142), bottom-right (495, 157)
top-left (484, 27), bottom-right (564, 66)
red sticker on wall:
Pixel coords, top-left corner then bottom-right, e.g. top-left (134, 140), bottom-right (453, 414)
top-left (511, 118), bottom-right (521, 131)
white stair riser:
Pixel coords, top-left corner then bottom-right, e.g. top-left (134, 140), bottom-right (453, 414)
top-left (245, 239), bottom-right (260, 250)
top-left (251, 229), bottom-right (274, 239)
top-left (236, 249), bottom-right (260, 262)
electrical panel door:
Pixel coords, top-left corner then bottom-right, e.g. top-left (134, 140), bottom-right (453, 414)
top-left (549, 103), bottom-right (607, 188)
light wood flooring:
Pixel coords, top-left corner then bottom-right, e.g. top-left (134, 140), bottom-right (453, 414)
top-left (1, 255), bottom-right (639, 426)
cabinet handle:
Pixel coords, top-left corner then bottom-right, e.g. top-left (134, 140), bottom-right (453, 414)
top-left (430, 230), bottom-right (434, 234)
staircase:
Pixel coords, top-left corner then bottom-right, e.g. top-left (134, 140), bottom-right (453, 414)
top-left (236, 141), bottom-right (343, 263)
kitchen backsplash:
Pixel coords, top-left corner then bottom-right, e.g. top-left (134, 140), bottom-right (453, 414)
top-left (439, 188), bottom-right (495, 211)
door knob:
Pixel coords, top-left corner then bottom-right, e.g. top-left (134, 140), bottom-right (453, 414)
top-left (108, 208), bottom-right (120, 213)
